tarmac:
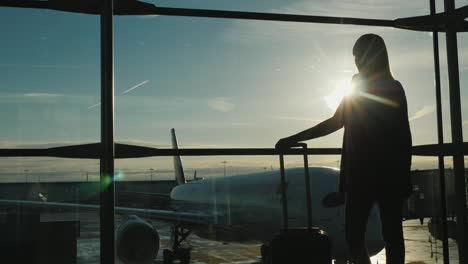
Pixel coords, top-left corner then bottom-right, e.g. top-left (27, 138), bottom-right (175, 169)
top-left (40, 212), bottom-right (458, 264)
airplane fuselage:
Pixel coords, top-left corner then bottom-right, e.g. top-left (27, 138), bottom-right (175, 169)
top-left (169, 167), bottom-right (385, 260)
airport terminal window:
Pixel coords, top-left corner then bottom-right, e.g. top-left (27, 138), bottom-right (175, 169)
top-left (434, 35), bottom-right (466, 145)
top-left (1, 0), bottom-right (467, 263)
top-left (0, 7), bottom-right (101, 263)
top-left (114, 20), bottom-right (439, 147)
top-left (0, 9), bottom-right (100, 147)
top-left (112, 3), bottom-right (465, 264)
top-left (458, 34), bottom-right (468, 141)
top-left (0, 157), bottom-right (101, 263)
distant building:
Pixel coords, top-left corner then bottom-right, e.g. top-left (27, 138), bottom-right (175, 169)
top-left (405, 169), bottom-right (464, 220)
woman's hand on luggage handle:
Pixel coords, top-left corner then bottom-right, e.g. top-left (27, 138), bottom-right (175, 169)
top-left (275, 137), bottom-right (297, 153)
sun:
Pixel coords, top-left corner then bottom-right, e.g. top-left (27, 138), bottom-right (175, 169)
top-left (324, 79), bottom-right (354, 110)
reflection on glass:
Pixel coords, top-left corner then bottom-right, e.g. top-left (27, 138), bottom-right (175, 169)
top-left (113, 154), bottom-right (463, 263)
top-left (371, 158), bottom-right (459, 264)
top-left (113, 154), bottom-right (381, 263)
top-left (114, 155), bottom-right (346, 263)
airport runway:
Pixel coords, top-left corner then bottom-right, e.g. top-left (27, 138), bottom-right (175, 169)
top-left (41, 212), bottom-right (458, 264)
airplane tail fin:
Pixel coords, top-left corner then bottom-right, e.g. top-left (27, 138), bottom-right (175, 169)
top-left (171, 128), bottom-right (186, 185)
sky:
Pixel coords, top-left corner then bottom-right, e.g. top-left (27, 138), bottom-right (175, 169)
top-left (0, 0), bottom-right (468, 182)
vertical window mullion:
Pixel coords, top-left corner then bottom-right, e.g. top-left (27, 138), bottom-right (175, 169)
top-left (100, 0), bottom-right (115, 263)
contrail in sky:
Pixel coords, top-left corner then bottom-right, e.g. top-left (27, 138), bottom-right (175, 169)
top-left (87, 103), bottom-right (101, 109)
top-left (88, 80), bottom-right (149, 109)
top-left (24, 93), bottom-right (64, 97)
top-left (122, 80), bottom-right (149, 94)
top-left (409, 105), bottom-right (435, 121)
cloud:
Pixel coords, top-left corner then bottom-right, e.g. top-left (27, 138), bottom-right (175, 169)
top-left (208, 97), bottom-right (235, 112)
top-left (108, 139), bottom-right (249, 149)
top-left (0, 63), bottom-right (83, 69)
top-left (222, 0), bottom-right (421, 45)
top-left (122, 80), bottom-right (149, 94)
top-left (23, 93), bottom-right (64, 97)
top-left (271, 115), bottom-right (322, 122)
top-left (230, 122), bottom-right (249, 126)
top-left (409, 105), bottom-right (435, 121)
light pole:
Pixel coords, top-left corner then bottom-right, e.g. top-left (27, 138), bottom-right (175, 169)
top-left (24, 169), bottom-right (29, 183)
top-left (149, 168), bottom-right (154, 181)
top-left (221, 161), bottom-right (232, 225)
top-left (221, 161), bottom-right (228, 177)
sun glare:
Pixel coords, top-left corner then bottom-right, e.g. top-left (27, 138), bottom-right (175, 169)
top-left (324, 79), bottom-right (354, 110)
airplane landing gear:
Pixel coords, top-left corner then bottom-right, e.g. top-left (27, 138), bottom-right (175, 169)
top-left (162, 249), bottom-right (173, 264)
top-left (163, 225), bottom-right (192, 264)
top-left (163, 248), bottom-right (191, 264)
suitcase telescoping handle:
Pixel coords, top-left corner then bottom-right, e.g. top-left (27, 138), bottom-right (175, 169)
top-left (279, 143), bottom-right (313, 230)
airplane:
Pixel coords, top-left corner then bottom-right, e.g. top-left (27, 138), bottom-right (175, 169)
top-left (0, 129), bottom-right (385, 264)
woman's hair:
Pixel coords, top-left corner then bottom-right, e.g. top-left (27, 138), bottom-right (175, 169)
top-left (353, 34), bottom-right (392, 79)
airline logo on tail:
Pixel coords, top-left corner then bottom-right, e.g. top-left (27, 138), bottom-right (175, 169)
top-left (171, 128), bottom-right (186, 185)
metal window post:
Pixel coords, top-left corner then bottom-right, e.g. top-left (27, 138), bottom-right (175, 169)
top-left (430, 0), bottom-right (449, 263)
top-left (100, 0), bottom-right (115, 263)
top-left (443, 1), bottom-right (468, 264)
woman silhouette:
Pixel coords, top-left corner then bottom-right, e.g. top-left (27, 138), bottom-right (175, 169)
top-left (276, 34), bottom-right (412, 264)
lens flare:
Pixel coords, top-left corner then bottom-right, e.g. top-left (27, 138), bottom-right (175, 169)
top-left (324, 79), bottom-right (354, 110)
top-left (99, 174), bottom-right (114, 192)
top-left (116, 171), bottom-right (124, 181)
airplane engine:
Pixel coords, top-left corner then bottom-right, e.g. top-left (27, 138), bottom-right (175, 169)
top-left (116, 215), bottom-right (160, 264)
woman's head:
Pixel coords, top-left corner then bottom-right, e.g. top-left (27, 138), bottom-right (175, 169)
top-left (353, 34), bottom-right (392, 79)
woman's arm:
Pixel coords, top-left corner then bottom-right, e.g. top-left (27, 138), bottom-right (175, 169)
top-left (276, 99), bottom-right (345, 151)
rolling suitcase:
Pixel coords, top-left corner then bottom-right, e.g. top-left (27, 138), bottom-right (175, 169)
top-left (270, 143), bottom-right (332, 264)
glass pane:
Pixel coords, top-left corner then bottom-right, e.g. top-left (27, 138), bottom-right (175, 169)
top-left (115, 155), bottom-right (342, 263)
top-left (437, 33), bottom-right (467, 144)
top-left (433, 36), bottom-right (453, 145)
top-left (440, 157), bottom-right (460, 264)
top-left (154, 0), bottom-right (429, 19)
top-left (456, 0), bottom-right (468, 9)
top-left (116, 8), bottom-right (447, 263)
top-left (372, 157), bottom-right (458, 264)
top-left (0, 7), bottom-right (100, 147)
top-left (0, 158), bottom-right (100, 263)
top-left (115, 17), bottom-right (438, 149)
top-left (458, 34), bottom-right (468, 143)
top-left (0, 5), bottom-right (101, 264)
top-left (114, 154), bottom-right (461, 263)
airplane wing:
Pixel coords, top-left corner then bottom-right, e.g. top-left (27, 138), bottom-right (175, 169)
top-left (117, 191), bottom-right (171, 209)
top-left (0, 199), bottom-right (212, 226)
top-left (118, 191), bottom-right (170, 199)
